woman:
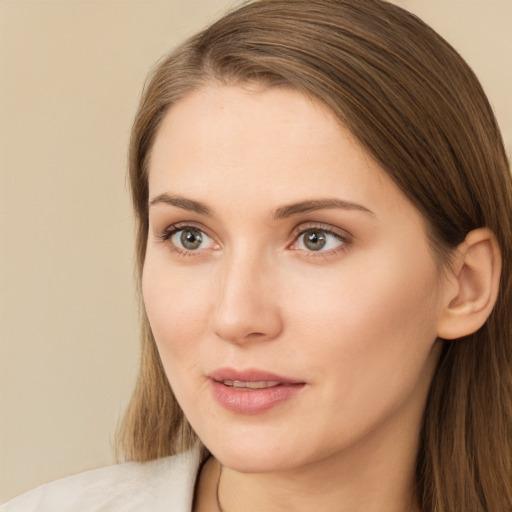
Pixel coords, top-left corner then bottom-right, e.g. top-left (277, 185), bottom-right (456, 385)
top-left (4, 0), bottom-right (511, 511)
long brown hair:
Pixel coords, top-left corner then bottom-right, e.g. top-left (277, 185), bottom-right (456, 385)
top-left (118, 1), bottom-right (512, 510)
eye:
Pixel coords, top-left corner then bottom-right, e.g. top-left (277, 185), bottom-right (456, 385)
top-left (173, 228), bottom-right (205, 250)
top-left (160, 225), bottom-right (217, 253)
top-left (291, 227), bottom-right (348, 254)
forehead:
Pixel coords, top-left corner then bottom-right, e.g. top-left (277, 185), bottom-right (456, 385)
top-left (150, 84), bottom-right (348, 173)
top-left (148, 84), bottom-right (415, 223)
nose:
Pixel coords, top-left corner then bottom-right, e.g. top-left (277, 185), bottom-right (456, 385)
top-left (210, 251), bottom-right (283, 345)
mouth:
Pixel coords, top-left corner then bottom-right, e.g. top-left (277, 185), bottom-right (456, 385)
top-left (208, 368), bottom-right (306, 414)
top-left (209, 368), bottom-right (304, 387)
top-left (219, 379), bottom-right (282, 389)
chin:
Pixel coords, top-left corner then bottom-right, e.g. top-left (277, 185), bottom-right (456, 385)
top-left (200, 428), bottom-right (312, 474)
top-left (215, 447), bottom-right (297, 474)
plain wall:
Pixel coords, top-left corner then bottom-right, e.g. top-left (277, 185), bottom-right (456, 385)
top-left (1, 0), bottom-right (510, 503)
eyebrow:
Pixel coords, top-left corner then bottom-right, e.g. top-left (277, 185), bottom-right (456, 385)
top-left (273, 198), bottom-right (374, 219)
top-left (148, 193), bottom-right (374, 219)
top-left (149, 193), bottom-right (213, 216)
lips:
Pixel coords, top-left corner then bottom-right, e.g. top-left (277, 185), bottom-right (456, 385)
top-left (208, 368), bottom-right (306, 414)
top-left (210, 368), bottom-right (303, 384)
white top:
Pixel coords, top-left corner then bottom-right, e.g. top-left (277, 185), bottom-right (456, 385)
top-left (1, 447), bottom-right (203, 512)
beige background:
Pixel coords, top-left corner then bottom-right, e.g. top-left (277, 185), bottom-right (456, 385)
top-left (1, 0), bottom-right (510, 503)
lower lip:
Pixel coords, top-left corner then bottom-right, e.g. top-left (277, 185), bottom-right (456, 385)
top-left (210, 380), bottom-right (305, 414)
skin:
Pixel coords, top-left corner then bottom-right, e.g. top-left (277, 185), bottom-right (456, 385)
top-left (143, 84), bottom-right (453, 512)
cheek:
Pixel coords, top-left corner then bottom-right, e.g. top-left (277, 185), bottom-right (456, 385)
top-left (284, 248), bottom-right (442, 404)
top-left (141, 259), bottom-right (217, 418)
top-left (274, 256), bottom-right (441, 453)
top-left (141, 258), bottom-right (212, 366)
top-left (286, 250), bottom-right (440, 343)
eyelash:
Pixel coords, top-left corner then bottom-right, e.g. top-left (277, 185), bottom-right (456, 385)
top-left (156, 222), bottom-right (216, 257)
top-left (289, 223), bottom-right (352, 258)
top-left (156, 222), bottom-right (352, 258)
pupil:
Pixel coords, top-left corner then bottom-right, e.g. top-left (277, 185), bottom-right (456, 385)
top-left (181, 230), bottom-right (202, 250)
top-left (304, 230), bottom-right (326, 251)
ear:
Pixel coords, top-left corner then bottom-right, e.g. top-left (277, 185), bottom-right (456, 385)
top-left (437, 228), bottom-right (502, 340)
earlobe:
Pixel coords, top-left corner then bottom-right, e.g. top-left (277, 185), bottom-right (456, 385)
top-left (436, 228), bottom-right (502, 340)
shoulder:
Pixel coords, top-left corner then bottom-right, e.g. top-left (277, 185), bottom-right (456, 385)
top-left (1, 447), bottom-right (203, 512)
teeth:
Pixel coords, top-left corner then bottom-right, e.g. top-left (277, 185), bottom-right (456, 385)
top-left (223, 380), bottom-right (281, 389)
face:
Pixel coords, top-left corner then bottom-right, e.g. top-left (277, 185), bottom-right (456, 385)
top-left (143, 84), bottom-right (447, 474)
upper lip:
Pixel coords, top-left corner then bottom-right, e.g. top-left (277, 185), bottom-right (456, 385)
top-left (209, 368), bottom-right (304, 384)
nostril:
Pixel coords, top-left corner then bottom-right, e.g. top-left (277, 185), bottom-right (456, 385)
top-left (213, 326), bottom-right (280, 344)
